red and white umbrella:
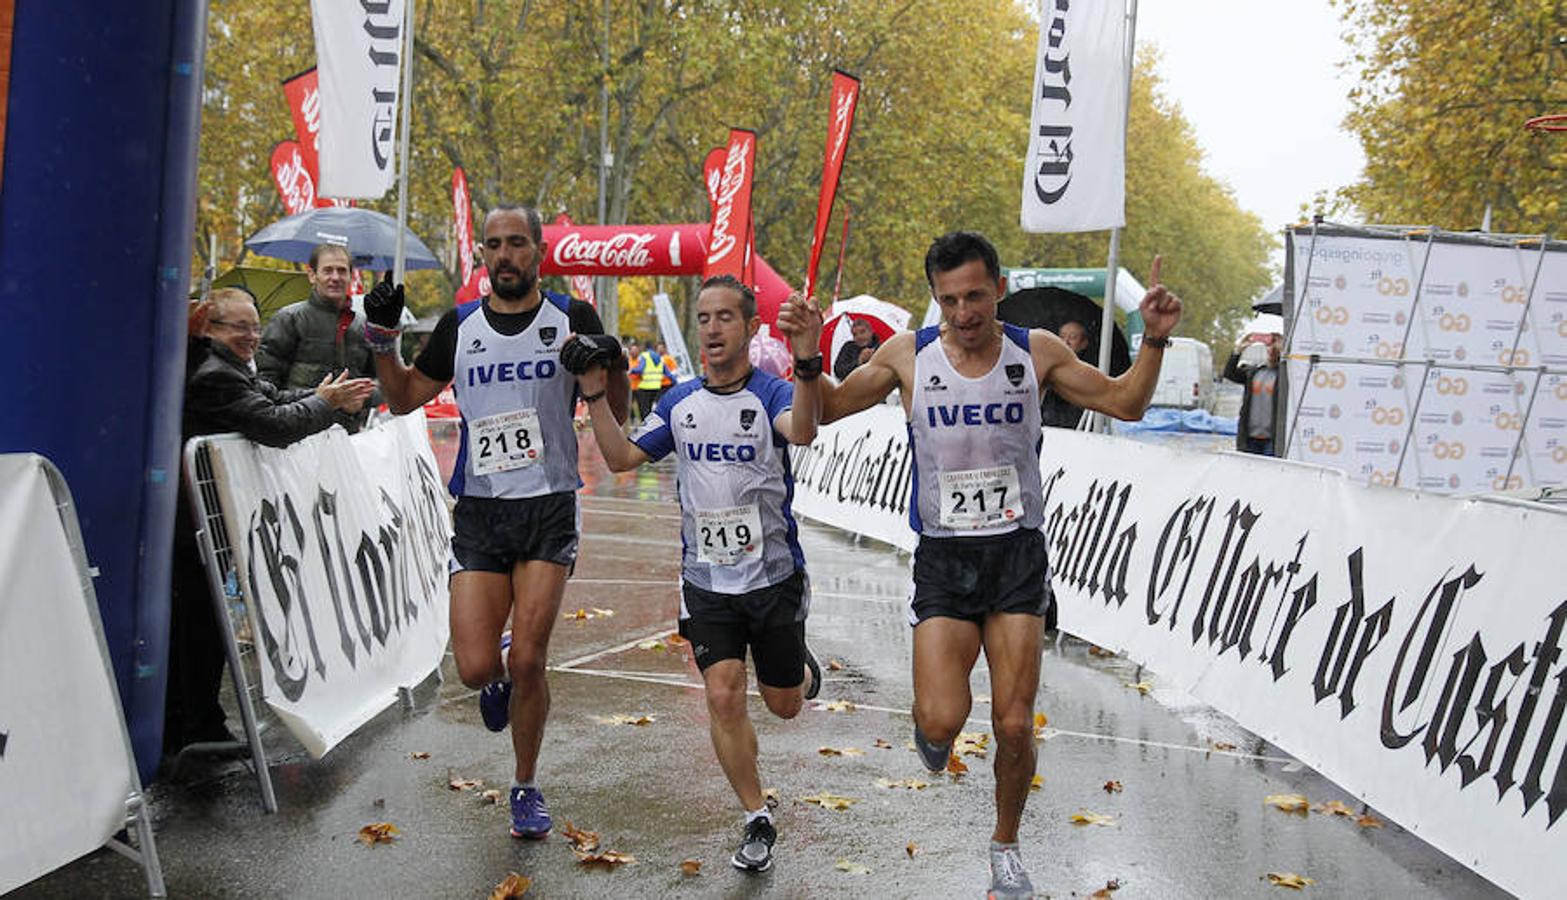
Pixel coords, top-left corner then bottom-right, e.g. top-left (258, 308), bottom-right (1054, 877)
top-left (818, 294), bottom-right (912, 361)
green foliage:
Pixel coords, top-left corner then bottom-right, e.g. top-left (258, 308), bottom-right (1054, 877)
top-left (1335, 0), bottom-right (1567, 234)
top-left (196, 0), bottom-right (1273, 347)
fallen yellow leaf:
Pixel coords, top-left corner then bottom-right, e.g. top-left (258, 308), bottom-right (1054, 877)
top-left (1314, 800), bottom-right (1354, 817)
top-left (592, 607), bottom-right (616, 618)
top-left (1103, 780), bottom-right (1123, 794)
top-left (666, 633), bottom-right (689, 646)
top-left (835, 859), bottom-right (872, 875)
top-left (563, 821), bottom-right (600, 853)
top-left (1033, 711), bottom-right (1049, 728)
top-left (820, 700), bottom-right (856, 713)
top-left (946, 754), bottom-right (969, 776)
top-left (1030, 774), bottom-right (1045, 791)
top-left (905, 841), bottom-right (920, 858)
top-left (635, 639), bottom-right (666, 652)
top-left (827, 659), bottom-right (844, 671)
top-left (1069, 810), bottom-right (1117, 827)
top-left (591, 714), bottom-right (656, 726)
top-left (817, 746), bottom-right (864, 757)
top-left (408, 751), bottom-right (431, 760)
top-left (801, 792), bottom-right (858, 811)
top-left (1089, 878), bottom-right (1123, 898)
top-left (448, 776), bottom-right (483, 791)
top-left (477, 789), bottom-right (503, 805)
top-left (1265, 872), bottom-right (1316, 889)
top-left (574, 848), bottom-right (637, 867)
top-left (357, 822), bottom-right (400, 845)
top-left (678, 858), bottom-right (702, 876)
top-left (489, 872), bottom-right (531, 899)
top-left (1264, 793), bottom-right (1311, 814)
top-left (955, 732), bottom-right (990, 758)
top-left (874, 777), bottom-right (930, 790)
top-left (1125, 681), bottom-right (1153, 695)
top-left (763, 788), bottom-right (780, 808)
top-left (1356, 814), bottom-right (1384, 829)
top-left (1212, 741), bottom-right (1238, 752)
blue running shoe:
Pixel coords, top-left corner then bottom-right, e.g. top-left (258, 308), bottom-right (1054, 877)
top-left (913, 721), bottom-right (952, 773)
top-left (480, 632), bottom-right (513, 732)
top-left (509, 786), bottom-right (552, 839)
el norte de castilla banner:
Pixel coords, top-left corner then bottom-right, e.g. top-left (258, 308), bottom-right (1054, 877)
top-left (793, 413), bottom-right (1567, 899)
top-left (205, 411), bottom-right (451, 758)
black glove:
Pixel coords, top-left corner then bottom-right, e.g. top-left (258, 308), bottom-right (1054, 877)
top-left (364, 270), bottom-right (406, 330)
top-left (560, 334), bottom-right (627, 375)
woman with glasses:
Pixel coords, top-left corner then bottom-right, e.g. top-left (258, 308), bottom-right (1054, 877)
top-left (164, 288), bottom-right (374, 762)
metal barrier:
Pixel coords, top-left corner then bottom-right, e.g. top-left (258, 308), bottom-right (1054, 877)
top-left (177, 435), bottom-right (277, 813)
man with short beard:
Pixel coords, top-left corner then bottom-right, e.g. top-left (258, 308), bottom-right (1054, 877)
top-left (363, 204), bottom-right (630, 840)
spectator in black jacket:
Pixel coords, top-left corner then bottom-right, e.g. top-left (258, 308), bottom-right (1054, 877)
top-left (833, 316), bottom-right (880, 380)
top-left (164, 288), bottom-right (372, 761)
top-left (1224, 333), bottom-right (1282, 455)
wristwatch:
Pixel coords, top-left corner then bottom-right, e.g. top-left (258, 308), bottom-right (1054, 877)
top-left (1142, 334), bottom-right (1172, 349)
top-left (793, 355), bottom-right (824, 380)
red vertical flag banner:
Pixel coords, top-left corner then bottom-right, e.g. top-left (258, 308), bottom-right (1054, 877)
top-left (451, 167), bottom-right (475, 286)
top-left (281, 68), bottom-right (322, 187)
top-left (702, 147), bottom-right (726, 217)
top-left (269, 140), bottom-right (317, 215)
top-left (552, 213), bottom-right (597, 308)
top-left (803, 70), bottom-right (860, 300)
top-left (703, 128), bottom-right (757, 283)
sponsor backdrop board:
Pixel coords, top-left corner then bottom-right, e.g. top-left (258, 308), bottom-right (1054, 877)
top-left (794, 409), bottom-right (1567, 899)
top-left (1286, 227), bottom-right (1567, 493)
top-left (206, 412), bottom-right (451, 757)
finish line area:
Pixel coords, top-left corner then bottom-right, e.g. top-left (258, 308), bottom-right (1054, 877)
top-left (15, 437), bottom-right (1505, 899)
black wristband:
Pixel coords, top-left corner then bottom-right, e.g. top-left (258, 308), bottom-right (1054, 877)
top-left (793, 354), bottom-right (824, 380)
top-left (1142, 334), bottom-right (1172, 349)
top-left (581, 390), bottom-right (607, 403)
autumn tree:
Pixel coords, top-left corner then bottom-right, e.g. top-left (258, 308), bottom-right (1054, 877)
top-left (1334, 0), bottom-right (1567, 234)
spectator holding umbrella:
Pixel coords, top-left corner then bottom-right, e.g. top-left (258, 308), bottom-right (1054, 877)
top-left (833, 316), bottom-right (881, 380)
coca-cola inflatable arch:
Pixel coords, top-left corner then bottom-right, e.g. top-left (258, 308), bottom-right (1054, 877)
top-left (536, 223), bottom-right (794, 325)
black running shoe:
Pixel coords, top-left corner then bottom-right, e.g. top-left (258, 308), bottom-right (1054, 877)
top-left (731, 817), bottom-right (776, 872)
top-left (913, 722), bottom-right (952, 773)
top-left (803, 644), bottom-right (823, 701)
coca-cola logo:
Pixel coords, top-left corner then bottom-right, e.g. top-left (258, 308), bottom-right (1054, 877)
top-left (273, 146), bottom-right (316, 214)
top-left (708, 135), bottom-right (752, 265)
top-left (829, 85), bottom-right (854, 164)
top-left (553, 231), bottom-right (656, 270)
top-left (301, 86), bottom-right (322, 150)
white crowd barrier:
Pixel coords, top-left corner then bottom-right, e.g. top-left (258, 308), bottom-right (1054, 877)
top-left (792, 411), bottom-right (1567, 899)
top-left (0, 454), bottom-right (163, 896)
top-left (197, 410), bottom-right (451, 758)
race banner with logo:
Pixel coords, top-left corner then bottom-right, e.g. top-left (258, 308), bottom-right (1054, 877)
top-left (704, 128), bottom-right (756, 282)
top-left (1286, 228), bottom-right (1567, 493)
top-left (792, 409), bottom-right (1567, 897)
top-left (452, 167), bottom-right (475, 286)
top-left (310, 0), bottom-right (407, 199)
top-left (552, 213), bottom-right (597, 307)
top-left (1020, 0), bottom-right (1128, 233)
top-left (270, 140), bottom-right (318, 216)
top-left (206, 411), bottom-right (451, 757)
top-left (281, 67), bottom-right (323, 186)
top-left (804, 70), bottom-right (860, 300)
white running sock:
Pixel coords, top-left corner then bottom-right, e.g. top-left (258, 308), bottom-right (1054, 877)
top-left (745, 807), bottom-right (772, 826)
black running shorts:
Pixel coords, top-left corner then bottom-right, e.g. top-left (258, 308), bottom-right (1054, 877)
top-left (679, 571), bottom-right (807, 688)
top-left (908, 527), bottom-right (1052, 626)
top-left (449, 493), bottom-right (580, 574)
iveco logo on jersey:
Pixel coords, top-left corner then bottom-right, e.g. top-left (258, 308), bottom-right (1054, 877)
top-left (683, 442), bottom-right (757, 462)
top-left (926, 402), bottom-right (1026, 427)
top-left (466, 359), bottom-right (558, 386)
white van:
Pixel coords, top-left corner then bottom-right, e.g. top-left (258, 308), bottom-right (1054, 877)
top-left (1145, 336), bottom-right (1216, 411)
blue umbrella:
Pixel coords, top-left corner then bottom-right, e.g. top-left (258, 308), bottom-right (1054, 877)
top-left (244, 207), bottom-right (442, 271)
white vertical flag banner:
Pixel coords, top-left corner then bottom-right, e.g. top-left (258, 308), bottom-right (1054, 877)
top-left (1020, 0), bottom-right (1128, 233)
top-left (311, 0), bottom-right (408, 199)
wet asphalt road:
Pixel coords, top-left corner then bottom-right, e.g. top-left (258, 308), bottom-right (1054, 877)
top-left (16, 429), bottom-right (1508, 899)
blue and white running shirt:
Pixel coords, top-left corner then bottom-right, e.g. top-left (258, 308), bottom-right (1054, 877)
top-left (908, 323), bottom-right (1045, 538)
top-left (447, 292), bottom-right (582, 498)
top-left (631, 371), bottom-right (806, 595)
